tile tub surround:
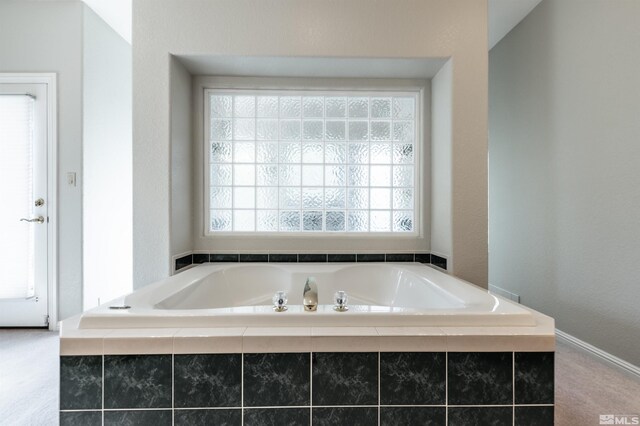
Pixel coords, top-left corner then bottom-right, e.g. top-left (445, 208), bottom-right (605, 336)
top-left (60, 349), bottom-right (554, 425)
top-left (174, 252), bottom-right (438, 272)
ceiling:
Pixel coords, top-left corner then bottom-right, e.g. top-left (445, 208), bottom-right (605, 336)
top-left (82, 0), bottom-right (542, 50)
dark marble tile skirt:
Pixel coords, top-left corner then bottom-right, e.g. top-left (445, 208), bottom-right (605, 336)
top-left (60, 351), bottom-right (554, 425)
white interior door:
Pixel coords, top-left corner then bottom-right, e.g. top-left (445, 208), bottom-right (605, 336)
top-left (0, 83), bottom-right (49, 327)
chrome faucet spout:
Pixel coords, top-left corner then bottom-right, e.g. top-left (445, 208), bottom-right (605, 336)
top-left (303, 277), bottom-right (318, 311)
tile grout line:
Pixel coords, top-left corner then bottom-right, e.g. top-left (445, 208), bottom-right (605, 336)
top-left (310, 352), bottom-right (313, 426)
top-left (172, 351), bottom-right (175, 426)
top-left (378, 351), bottom-right (381, 426)
top-left (241, 352), bottom-right (244, 426)
top-left (102, 354), bottom-right (105, 426)
top-left (445, 351), bottom-right (448, 424)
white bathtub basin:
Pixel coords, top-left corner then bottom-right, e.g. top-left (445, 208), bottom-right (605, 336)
top-left (77, 263), bottom-right (537, 329)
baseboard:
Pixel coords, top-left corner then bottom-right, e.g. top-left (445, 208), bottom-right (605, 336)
top-left (556, 329), bottom-right (640, 379)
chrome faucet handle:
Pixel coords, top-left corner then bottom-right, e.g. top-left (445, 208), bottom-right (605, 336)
top-left (333, 290), bottom-right (349, 312)
top-left (272, 291), bottom-right (288, 312)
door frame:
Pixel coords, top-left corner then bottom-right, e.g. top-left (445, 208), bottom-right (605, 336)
top-left (0, 73), bottom-right (58, 330)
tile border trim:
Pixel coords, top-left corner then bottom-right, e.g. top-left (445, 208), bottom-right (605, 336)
top-left (174, 252), bottom-right (445, 273)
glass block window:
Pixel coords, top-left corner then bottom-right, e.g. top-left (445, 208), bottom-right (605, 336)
top-left (206, 90), bottom-right (418, 233)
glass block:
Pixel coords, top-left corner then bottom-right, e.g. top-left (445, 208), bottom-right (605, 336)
top-left (325, 211), bottom-right (345, 231)
top-left (279, 165), bottom-right (301, 186)
top-left (211, 119), bottom-right (232, 140)
top-left (393, 165), bottom-right (414, 187)
top-left (303, 120), bottom-right (323, 140)
top-left (348, 97), bottom-right (369, 118)
top-left (302, 165), bottom-right (323, 186)
top-left (370, 143), bottom-right (392, 164)
top-left (210, 141), bottom-right (232, 163)
top-left (325, 188), bottom-right (345, 209)
top-left (279, 187), bottom-right (301, 209)
top-left (257, 142), bottom-right (278, 163)
top-left (233, 119), bottom-right (255, 140)
top-left (303, 211), bottom-right (323, 231)
top-left (370, 210), bottom-right (391, 232)
top-left (393, 188), bottom-right (413, 209)
top-left (393, 144), bottom-right (414, 164)
top-left (257, 165), bottom-right (278, 186)
top-left (210, 164), bottom-right (232, 186)
top-left (393, 211), bottom-right (413, 232)
top-left (371, 98), bottom-right (391, 118)
top-left (302, 187), bottom-right (323, 209)
top-left (233, 210), bottom-right (255, 231)
top-left (347, 211), bottom-right (369, 232)
top-left (279, 142), bottom-right (301, 163)
top-left (210, 95), bottom-right (232, 118)
top-left (348, 165), bottom-right (369, 187)
top-left (233, 96), bottom-right (255, 117)
top-left (280, 96), bottom-right (301, 118)
top-left (370, 121), bottom-right (391, 141)
top-left (324, 165), bottom-right (346, 187)
top-left (257, 187), bottom-right (278, 209)
top-left (280, 120), bottom-right (301, 140)
top-left (303, 97), bottom-right (323, 118)
top-left (233, 164), bottom-right (255, 186)
top-left (325, 120), bottom-right (346, 141)
top-left (210, 187), bottom-right (232, 209)
top-left (256, 119), bottom-right (278, 140)
top-left (348, 121), bottom-right (368, 141)
top-left (302, 142), bottom-right (323, 163)
top-left (370, 188), bottom-right (391, 209)
top-left (325, 142), bottom-right (346, 164)
top-left (280, 210), bottom-right (301, 231)
top-left (210, 210), bottom-right (232, 232)
top-left (257, 210), bottom-right (278, 231)
top-left (233, 187), bottom-right (255, 209)
top-left (393, 97), bottom-right (415, 119)
top-left (233, 142), bottom-right (255, 163)
top-left (393, 121), bottom-right (414, 142)
top-left (257, 96), bottom-right (279, 117)
top-left (370, 165), bottom-right (391, 187)
top-left (325, 97), bottom-right (346, 118)
top-left (348, 143), bottom-right (369, 164)
top-left (347, 188), bottom-right (368, 209)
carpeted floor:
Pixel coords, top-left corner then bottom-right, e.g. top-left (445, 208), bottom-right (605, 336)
top-left (0, 329), bottom-right (638, 425)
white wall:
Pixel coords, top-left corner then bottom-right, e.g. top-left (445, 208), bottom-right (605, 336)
top-left (169, 58), bottom-right (193, 257)
top-left (82, 6), bottom-right (132, 309)
top-left (489, 0), bottom-right (640, 365)
top-left (133, 0), bottom-right (489, 288)
top-left (0, 0), bottom-right (83, 320)
top-left (431, 59), bottom-right (453, 259)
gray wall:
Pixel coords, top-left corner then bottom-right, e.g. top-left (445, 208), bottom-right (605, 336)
top-left (489, 0), bottom-right (640, 365)
top-left (82, 5), bottom-right (132, 309)
top-left (0, 0), bottom-right (83, 320)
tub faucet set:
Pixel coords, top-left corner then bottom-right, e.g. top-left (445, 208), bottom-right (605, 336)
top-left (272, 277), bottom-right (349, 312)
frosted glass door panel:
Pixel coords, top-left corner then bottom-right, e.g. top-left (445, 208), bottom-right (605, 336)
top-left (0, 95), bottom-right (35, 299)
top-left (0, 81), bottom-right (49, 328)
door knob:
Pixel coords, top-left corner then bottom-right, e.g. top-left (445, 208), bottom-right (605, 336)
top-left (20, 216), bottom-right (45, 224)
